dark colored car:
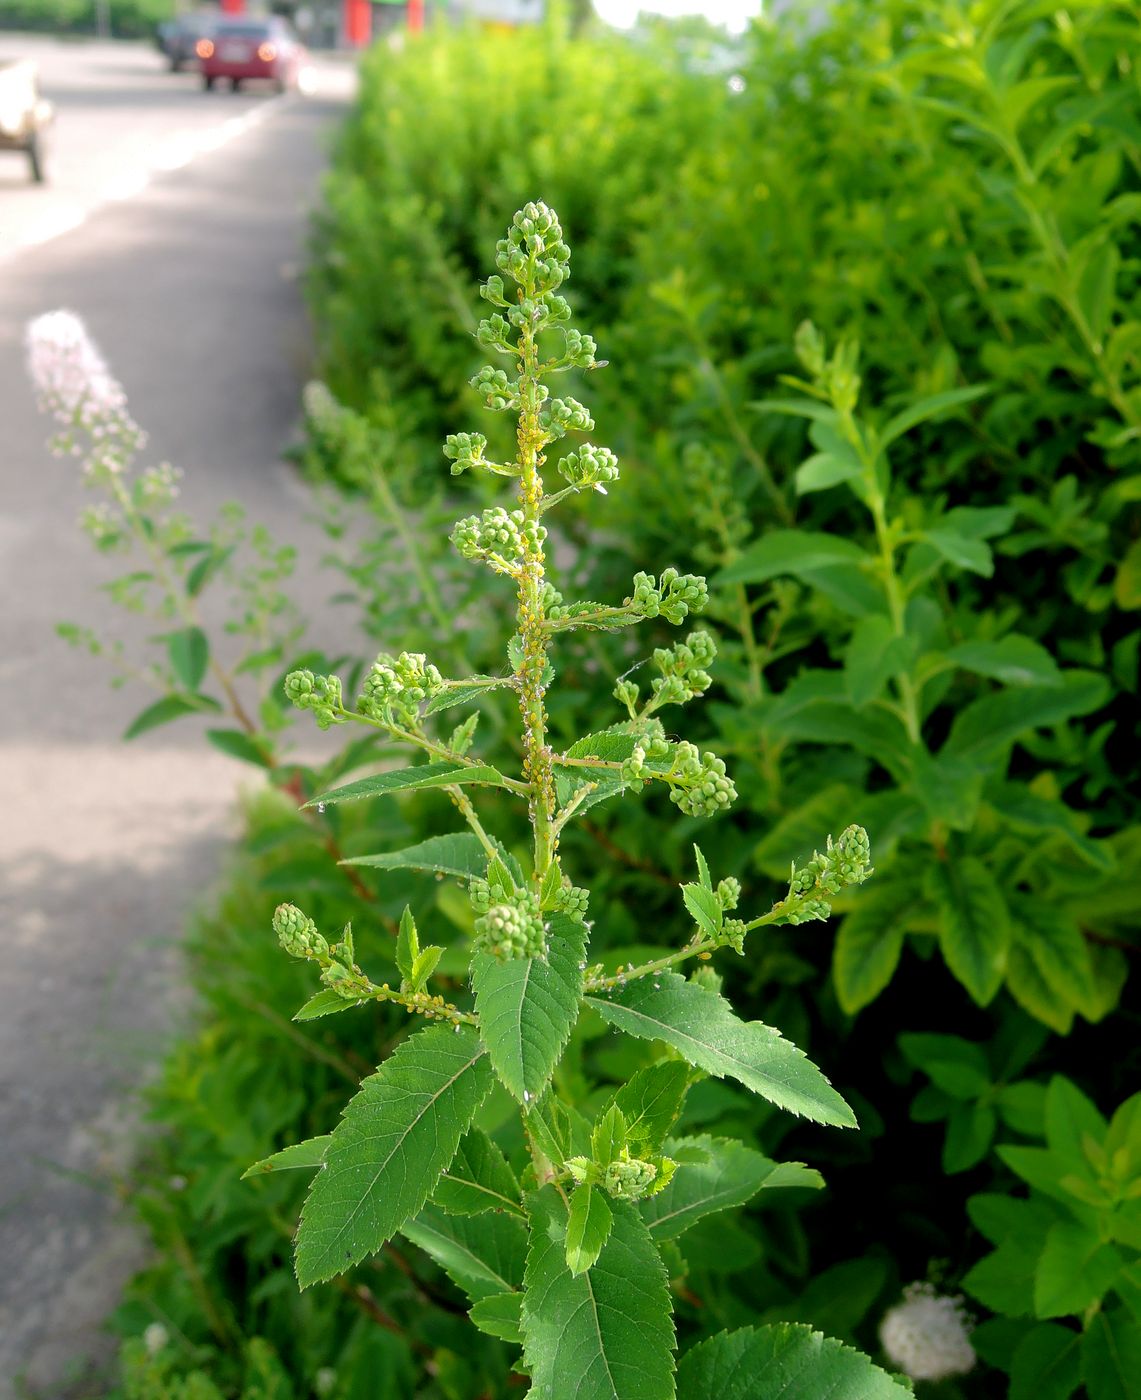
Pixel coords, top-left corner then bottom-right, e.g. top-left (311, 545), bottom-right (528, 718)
top-left (156, 12), bottom-right (215, 73)
top-left (196, 16), bottom-right (307, 94)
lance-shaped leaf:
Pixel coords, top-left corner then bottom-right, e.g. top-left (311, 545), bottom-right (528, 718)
top-left (424, 676), bottom-right (515, 714)
top-left (294, 1026), bottom-right (493, 1287)
top-left (473, 913), bottom-right (586, 1103)
top-left (606, 1061), bottom-right (690, 1155)
top-left (293, 989), bottom-right (358, 1022)
top-left (566, 1185), bottom-right (614, 1275)
top-left (342, 832), bottom-right (491, 880)
top-left (433, 1128), bottom-right (523, 1217)
top-left (522, 1187), bottom-right (676, 1400)
top-left (640, 1136), bottom-right (820, 1241)
top-left (676, 1323), bottom-right (913, 1398)
top-left (242, 1135), bottom-right (331, 1180)
top-left (400, 1202), bottom-right (526, 1303)
top-left (309, 761), bottom-right (514, 808)
top-left (585, 973), bottom-right (855, 1127)
top-left (925, 856), bottom-right (1010, 1006)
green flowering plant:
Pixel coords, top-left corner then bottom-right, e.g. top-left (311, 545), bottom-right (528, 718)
top-left (252, 204), bottom-right (905, 1399)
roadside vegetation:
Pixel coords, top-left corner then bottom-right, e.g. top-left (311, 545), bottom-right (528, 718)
top-left (30, 2), bottom-right (1139, 1397)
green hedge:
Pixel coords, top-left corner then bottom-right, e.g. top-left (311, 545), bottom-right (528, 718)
top-left (0, 0), bottom-right (174, 38)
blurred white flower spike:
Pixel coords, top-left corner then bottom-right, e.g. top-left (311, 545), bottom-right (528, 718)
top-left (25, 309), bottom-right (143, 473)
top-left (879, 1282), bottom-right (976, 1382)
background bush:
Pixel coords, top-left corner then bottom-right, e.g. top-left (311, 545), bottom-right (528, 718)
top-left (108, 3), bottom-right (1140, 1396)
top-left (0, 1), bottom-right (174, 38)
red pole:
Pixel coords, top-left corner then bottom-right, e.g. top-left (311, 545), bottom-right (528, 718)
top-left (408, 0), bottom-right (424, 32)
top-left (344, 0), bottom-right (372, 45)
top-left (219, 0), bottom-right (244, 13)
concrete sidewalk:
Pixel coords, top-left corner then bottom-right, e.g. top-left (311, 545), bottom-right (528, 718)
top-left (0, 58), bottom-right (357, 1396)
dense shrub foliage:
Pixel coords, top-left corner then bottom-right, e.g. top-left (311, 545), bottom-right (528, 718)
top-left (37, 2), bottom-right (1138, 1397)
top-left (0, 0), bottom-right (174, 38)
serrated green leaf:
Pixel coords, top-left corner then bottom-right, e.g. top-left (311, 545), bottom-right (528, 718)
top-left (943, 1101), bottom-right (997, 1173)
top-left (342, 832), bottom-right (491, 880)
top-left (923, 527), bottom-right (994, 576)
top-left (1006, 943), bottom-right (1076, 1034)
top-left (122, 692), bottom-right (221, 740)
top-left (677, 1322), bottom-right (913, 1399)
top-left (693, 846), bottom-right (712, 891)
top-left (964, 1233), bottom-right (1042, 1317)
top-left (522, 1187), bottom-right (675, 1400)
top-left (1076, 244), bottom-right (1119, 345)
top-left (586, 973), bottom-right (855, 1127)
top-left (945, 636), bottom-right (1062, 688)
top-left (242, 1135), bottom-right (331, 1180)
top-left (396, 906), bottom-right (418, 983)
top-left (410, 946), bottom-right (442, 991)
top-left (925, 856), bottom-right (1010, 1005)
top-left (186, 544), bottom-right (233, 597)
top-left (205, 728), bottom-right (272, 767)
top-left (844, 614), bottom-right (913, 708)
top-left (607, 1062), bottom-right (690, 1156)
top-left (682, 883), bottom-right (721, 937)
top-left (591, 1104), bottom-right (628, 1169)
top-left (1045, 1075), bottom-right (1108, 1172)
top-left (433, 1128), bottom-right (522, 1217)
top-left (640, 1135), bottom-right (805, 1240)
top-left (715, 531), bottom-right (868, 588)
top-left (943, 672), bottom-right (1109, 768)
top-left (402, 1201), bottom-right (526, 1302)
top-left (1012, 899), bottom-right (1098, 1021)
top-left (469, 1291), bottom-right (523, 1343)
top-left (472, 913), bottom-right (586, 1103)
top-left (294, 1026), bottom-right (493, 1287)
top-left (566, 1185), bottom-right (614, 1275)
top-left (310, 761), bottom-right (513, 807)
top-left (878, 383), bottom-right (990, 450)
top-left (293, 989), bottom-right (358, 1022)
top-left (795, 451), bottom-right (862, 494)
top-left (1010, 1323), bottom-right (1083, 1400)
top-left (167, 626), bottom-right (210, 692)
top-left (424, 676), bottom-right (514, 714)
top-left (1083, 1308), bottom-right (1141, 1400)
top-left (833, 884), bottom-right (911, 1015)
top-left (1035, 1222), bottom-right (1122, 1318)
top-left (898, 1033), bottom-right (991, 1099)
top-left (554, 728), bottom-right (639, 813)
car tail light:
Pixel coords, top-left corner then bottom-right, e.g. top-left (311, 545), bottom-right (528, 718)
top-left (196, 38), bottom-right (214, 58)
top-left (257, 42), bottom-right (276, 61)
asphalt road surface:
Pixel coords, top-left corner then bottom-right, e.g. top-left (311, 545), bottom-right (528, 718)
top-left (0, 37), bottom-right (358, 1396)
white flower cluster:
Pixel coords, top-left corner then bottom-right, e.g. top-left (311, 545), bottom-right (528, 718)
top-left (25, 310), bottom-right (142, 471)
top-left (879, 1282), bottom-right (975, 1382)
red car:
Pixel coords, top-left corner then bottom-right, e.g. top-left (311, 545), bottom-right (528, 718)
top-left (196, 16), bottom-right (306, 93)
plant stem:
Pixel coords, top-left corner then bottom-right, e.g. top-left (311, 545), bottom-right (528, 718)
top-left (515, 301), bottom-right (557, 884)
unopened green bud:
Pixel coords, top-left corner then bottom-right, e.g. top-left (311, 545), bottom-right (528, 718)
top-left (716, 877), bottom-right (741, 911)
top-left (602, 1155), bottom-right (658, 1201)
top-left (273, 903), bottom-right (326, 959)
top-left (443, 432), bottom-right (488, 476)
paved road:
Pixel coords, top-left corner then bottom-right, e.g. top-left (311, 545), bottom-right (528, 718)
top-left (0, 38), bottom-right (358, 1397)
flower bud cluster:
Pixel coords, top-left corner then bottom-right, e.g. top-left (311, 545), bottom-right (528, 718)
top-left (716, 876), bottom-right (741, 911)
top-left (557, 443), bottom-right (619, 492)
top-left (443, 432), bottom-right (488, 476)
top-left (358, 651), bottom-right (444, 726)
top-left (620, 735), bottom-right (672, 784)
top-left (666, 742), bottom-right (737, 818)
top-left (451, 506), bottom-right (546, 570)
top-left (650, 630), bottom-right (716, 706)
top-left (539, 396), bottom-right (593, 440)
top-left (470, 365), bottom-right (518, 412)
top-left (475, 315), bottom-right (513, 353)
top-left (561, 328), bottom-right (599, 369)
top-left (628, 568), bottom-right (709, 625)
top-left (785, 824), bottom-right (873, 923)
top-left (555, 884), bottom-right (591, 920)
top-left (284, 670), bottom-right (347, 730)
top-left (274, 903), bottom-right (328, 959)
top-left (601, 1154), bottom-right (659, 1201)
top-left (495, 201), bottom-right (571, 294)
top-left (471, 883), bottom-right (547, 961)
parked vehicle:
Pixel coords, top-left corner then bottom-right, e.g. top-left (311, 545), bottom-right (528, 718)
top-left (157, 12), bottom-right (216, 73)
top-left (196, 16), bottom-right (307, 94)
top-left (0, 59), bottom-right (53, 183)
